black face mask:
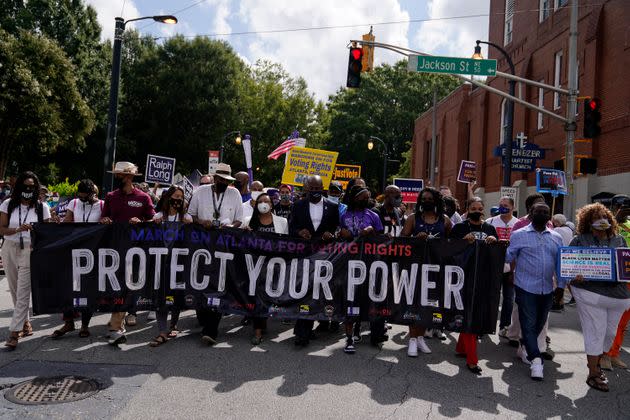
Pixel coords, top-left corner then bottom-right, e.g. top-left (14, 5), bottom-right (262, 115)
top-left (356, 199), bottom-right (369, 209)
top-left (214, 182), bottom-right (228, 193)
top-left (445, 206), bottom-right (455, 217)
top-left (170, 198), bottom-right (183, 208)
top-left (532, 213), bottom-right (550, 226)
top-left (114, 177), bottom-right (125, 190)
top-left (233, 180), bottom-right (243, 191)
top-left (309, 191), bottom-right (323, 203)
top-left (468, 212), bottom-right (482, 221)
top-left (79, 196), bottom-right (90, 203)
top-left (420, 201), bottom-right (435, 212)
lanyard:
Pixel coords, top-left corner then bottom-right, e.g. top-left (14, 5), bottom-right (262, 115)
top-left (18, 205), bottom-right (31, 249)
top-left (167, 213), bottom-right (180, 222)
top-left (82, 202), bottom-right (94, 223)
top-left (211, 187), bottom-right (225, 220)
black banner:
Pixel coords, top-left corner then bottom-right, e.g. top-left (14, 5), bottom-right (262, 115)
top-left (31, 223), bottom-right (505, 333)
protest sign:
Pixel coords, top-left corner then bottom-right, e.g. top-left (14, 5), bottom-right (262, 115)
top-left (616, 248), bottom-right (630, 282)
top-left (500, 186), bottom-right (518, 203)
top-left (332, 164), bottom-right (361, 189)
top-left (457, 160), bottom-right (477, 184)
top-left (208, 151), bottom-right (219, 174)
top-left (145, 154), bottom-right (176, 185)
top-left (30, 223), bottom-right (505, 333)
top-left (182, 177), bottom-right (194, 203)
top-left (393, 178), bottom-right (424, 204)
top-left (536, 168), bottom-right (567, 195)
top-left (281, 147), bottom-right (338, 189)
top-left (558, 247), bottom-right (616, 283)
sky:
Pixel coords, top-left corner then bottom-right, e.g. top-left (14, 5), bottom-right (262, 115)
top-left (86, 0), bottom-right (490, 100)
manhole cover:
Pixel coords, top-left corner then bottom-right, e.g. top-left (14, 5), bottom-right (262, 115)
top-left (4, 376), bottom-right (100, 405)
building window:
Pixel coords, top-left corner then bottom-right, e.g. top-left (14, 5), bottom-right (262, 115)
top-left (540, 0), bottom-right (550, 22)
top-left (537, 80), bottom-right (545, 129)
top-left (500, 98), bottom-right (508, 145)
top-left (504, 0), bottom-right (514, 45)
top-left (554, 50), bottom-right (563, 110)
top-left (554, 0), bottom-right (568, 9)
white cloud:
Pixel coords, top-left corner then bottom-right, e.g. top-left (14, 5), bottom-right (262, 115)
top-left (237, 0), bottom-right (410, 100)
top-left (202, 0), bottom-right (232, 39)
top-left (85, 0), bottom-right (141, 41)
top-left (414, 0), bottom-right (490, 59)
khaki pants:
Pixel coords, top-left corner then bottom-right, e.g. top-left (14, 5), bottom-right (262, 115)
top-left (1, 241), bottom-right (32, 332)
top-left (109, 312), bottom-right (125, 331)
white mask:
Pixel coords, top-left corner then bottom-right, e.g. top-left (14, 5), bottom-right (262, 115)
top-left (328, 196), bottom-right (339, 204)
top-left (251, 191), bottom-right (262, 201)
top-left (257, 203), bottom-right (271, 214)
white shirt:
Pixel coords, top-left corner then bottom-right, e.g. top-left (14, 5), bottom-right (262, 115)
top-left (67, 198), bottom-right (103, 223)
top-left (554, 225), bottom-right (574, 246)
top-left (188, 185), bottom-right (243, 225)
top-left (0, 200), bottom-right (51, 244)
top-left (154, 211), bottom-right (193, 223)
top-left (242, 201), bottom-right (255, 219)
top-left (309, 199), bottom-right (324, 231)
top-left (487, 214), bottom-right (518, 273)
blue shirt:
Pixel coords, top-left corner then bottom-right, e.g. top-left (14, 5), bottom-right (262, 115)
top-left (506, 224), bottom-right (564, 294)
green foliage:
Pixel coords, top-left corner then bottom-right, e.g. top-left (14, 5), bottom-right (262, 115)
top-left (395, 143), bottom-right (413, 179)
top-left (325, 60), bottom-right (460, 190)
top-left (47, 177), bottom-right (79, 196)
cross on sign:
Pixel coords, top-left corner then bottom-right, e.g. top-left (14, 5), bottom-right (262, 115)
top-left (516, 132), bottom-right (528, 148)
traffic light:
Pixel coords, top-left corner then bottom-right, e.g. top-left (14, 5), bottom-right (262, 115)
top-left (346, 47), bottom-right (363, 88)
top-left (578, 158), bottom-right (597, 174)
top-left (583, 97), bottom-right (601, 138)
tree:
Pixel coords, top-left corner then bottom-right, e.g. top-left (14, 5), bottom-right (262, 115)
top-left (0, 29), bottom-right (94, 179)
top-left (325, 60), bottom-right (459, 191)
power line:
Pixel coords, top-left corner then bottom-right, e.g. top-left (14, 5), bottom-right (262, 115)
top-left (136, 0), bottom-right (211, 30)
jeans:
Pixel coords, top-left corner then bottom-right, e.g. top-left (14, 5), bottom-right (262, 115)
top-left (515, 286), bottom-right (553, 362)
top-left (500, 273), bottom-right (514, 329)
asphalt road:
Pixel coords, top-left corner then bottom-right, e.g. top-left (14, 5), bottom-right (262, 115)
top-left (0, 276), bottom-right (629, 419)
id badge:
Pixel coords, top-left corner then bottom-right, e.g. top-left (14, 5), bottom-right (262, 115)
top-left (212, 219), bottom-right (221, 228)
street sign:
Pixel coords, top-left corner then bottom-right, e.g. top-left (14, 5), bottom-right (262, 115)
top-left (208, 151), bottom-right (219, 175)
top-left (408, 55), bottom-right (497, 76)
top-left (493, 141), bottom-right (546, 172)
top-left (536, 168), bottom-right (567, 195)
top-left (332, 163), bottom-right (361, 189)
top-left (145, 154), bottom-right (175, 185)
top-left (393, 178), bottom-right (424, 204)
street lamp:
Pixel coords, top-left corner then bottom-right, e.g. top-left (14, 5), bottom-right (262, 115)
top-left (367, 136), bottom-right (388, 191)
top-left (473, 40), bottom-right (515, 188)
top-left (220, 130), bottom-right (241, 162)
top-left (102, 15), bottom-right (177, 194)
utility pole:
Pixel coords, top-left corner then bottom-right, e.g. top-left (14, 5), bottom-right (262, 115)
top-left (429, 86), bottom-right (438, 186)
top-left (565, 0), bottom-right (579, 220)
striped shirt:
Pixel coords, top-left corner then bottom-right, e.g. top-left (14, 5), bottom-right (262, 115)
top-left (506, 223), bottom-right (564, 294)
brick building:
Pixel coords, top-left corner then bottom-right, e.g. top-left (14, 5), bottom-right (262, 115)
top-left (410, 0), bottom-right (630, 217)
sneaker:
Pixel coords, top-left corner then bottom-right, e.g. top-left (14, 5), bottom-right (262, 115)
top-left (610, 356), bottom-right (628, 369)
top-left (530, 357), bottom-right (544, 380)
top-left (344, 337), bottom-right (356, 354)
top-left (498, 327), bottom-right (509, 339)
top-left (251, 336), bottom-right (262, 346)
top-left (385, 323), bottom-right (393, 330)
top-left (352, 334), bottom-right (362, 343)
top-left (108, 329), bottom-right (127, 346)
top-left (516, 345), bottom-right (531, 365)
top-left (125, 314), bottom-right (137, 326)
top-left (407, 338), bottom-right (418, 357)
top-left (416, 337), bottom-right (432, 354)
top-left (541, 350), bottom-right (554, 361)
top-left (424, 329), bottom-right (432, 338)
top-left (201, 335), bottom-right (217, 346)
top-left (147, 311), bottom-right (156, 321)
top-left (433, 330), bottom-right (447, 341)
top-left (599, 354), bottom-right (613, 371)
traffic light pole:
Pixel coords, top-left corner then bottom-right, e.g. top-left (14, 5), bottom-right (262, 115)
top-left (564, 0), bottom-right (579, 220)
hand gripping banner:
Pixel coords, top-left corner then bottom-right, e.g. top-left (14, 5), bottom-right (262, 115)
top-left (30, 223), bottom-right (505, 334)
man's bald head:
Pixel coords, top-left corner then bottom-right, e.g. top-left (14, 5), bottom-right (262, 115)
top-left (251, 181), bottom-right (264, 192)
top-left (304, 175), bottom-right (323, 191)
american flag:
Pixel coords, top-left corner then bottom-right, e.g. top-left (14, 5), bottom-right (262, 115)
top-left (267, 130), bottom-right (306, 160)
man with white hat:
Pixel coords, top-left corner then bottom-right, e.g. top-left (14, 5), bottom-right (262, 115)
top-left (100, 161), bottom-right (156, 345)
top-left (188, 162), bottom-right (243, 344)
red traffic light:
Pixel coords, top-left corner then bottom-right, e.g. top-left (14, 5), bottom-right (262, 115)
top-left (588, 98), bottom-right (600, 111)
top-left (351, 48), bottom-right (362, 61)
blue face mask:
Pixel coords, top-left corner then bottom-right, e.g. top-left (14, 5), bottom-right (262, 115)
top-left (498, 206), bottom-right (511, 214)
top-left (328, 196), bottom-right (339, 204)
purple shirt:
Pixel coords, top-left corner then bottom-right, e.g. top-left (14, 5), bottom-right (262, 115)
top-left (340, 208), bottom-right (383, 237)
top-left (102, 188), bottom-right (155, 223)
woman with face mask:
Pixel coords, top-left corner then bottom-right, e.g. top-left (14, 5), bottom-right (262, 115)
top-left (339, 185), bottom-right (385, 354)
top-left (567, 203), bottom-right (630, 392)
top-left (51, 179), bottom-right (103, 339)
top-left (241, 192), bottom-right (289, 345)
top-left (148, 186), bottom-right (192, 347)
top-left (0, 171), bottom-right (51, 350)
top-left (401, 187), bottom-right (452, 357)
top-left (450, 197), bottom-right (498, 374)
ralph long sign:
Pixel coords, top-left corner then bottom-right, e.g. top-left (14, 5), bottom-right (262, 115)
top-left (31, 224), bottom-right (505, 333)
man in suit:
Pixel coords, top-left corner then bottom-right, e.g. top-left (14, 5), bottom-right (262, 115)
top-left (289, 175), bottom-right (339, 347)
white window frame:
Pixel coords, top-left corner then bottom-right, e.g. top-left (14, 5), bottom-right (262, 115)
top-left (500, 98), bottom-right (508, 145)
top-left (554, 50), bottom-right (563, 110)
top-left (540, 0), bottom-right (550, 22)
top-left (537, 80), bottom-right (545, 129)
top-left (554, 0), bottom-right (568, 10)
top-left (504, 0), bottom-right (514, 45)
